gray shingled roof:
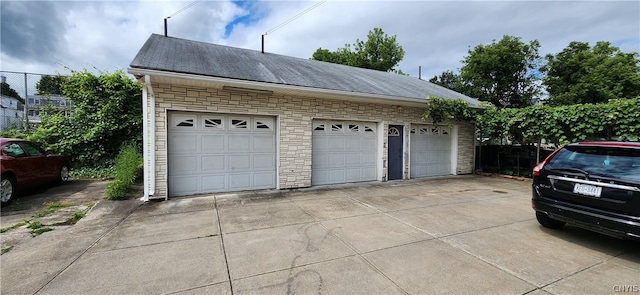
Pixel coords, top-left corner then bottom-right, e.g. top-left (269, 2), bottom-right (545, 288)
top-left (130, 34), bottom-right (480, 106)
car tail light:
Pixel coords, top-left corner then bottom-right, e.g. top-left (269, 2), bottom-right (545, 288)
top-left (533, 148), bottom-right (562, 177)
top-left (532, 162), bottom-right (545, 177)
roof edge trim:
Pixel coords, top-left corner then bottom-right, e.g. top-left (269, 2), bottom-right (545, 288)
top-left (128, 68), bottom-right (432, 108)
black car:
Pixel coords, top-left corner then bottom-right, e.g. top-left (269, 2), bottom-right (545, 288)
top-left (532, 141), bottom-right (640, 240)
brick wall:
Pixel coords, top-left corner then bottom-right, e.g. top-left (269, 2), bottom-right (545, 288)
top-left (148, 82), bottom-right (475, 197)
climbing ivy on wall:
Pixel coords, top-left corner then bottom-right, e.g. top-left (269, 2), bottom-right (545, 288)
top-left (422, 97), bottom-right (477, 124)
top-left (423, 97), bottom-right (640, 145)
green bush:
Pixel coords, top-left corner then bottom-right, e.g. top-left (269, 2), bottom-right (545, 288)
top-left (105, 144), bottom-right (143, 200)
top-left (27, 69), bottom-right (142, 168)
top-left (0, 129), bottom-right (28, 139)
top-left (425, 97), bottom-right (640, 145)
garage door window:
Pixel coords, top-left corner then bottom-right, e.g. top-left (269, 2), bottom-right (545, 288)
top-left (364, 125), bottom-right (375, 133)
top-left (410, 127), bottom-right (430, 134)
top-left (411, 126), bottom-right (449, 136)
top-left (204, 118), bottom-right (223, 129)
top-left (177, 120), bottom-right (194, 127)
top-left (231, 119), bottom-right (248, 129)
top-left (255, 118), bottom-right (274, 131)
top-left (171, 115), bottom-right (197, 129)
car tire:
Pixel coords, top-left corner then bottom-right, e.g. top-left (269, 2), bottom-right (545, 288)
top-left (1, 175), bottom-right (15, 206)
top-left (58, 163), bottom-right (70, 184)
top-left (536, 211), bottom-right (566, 229)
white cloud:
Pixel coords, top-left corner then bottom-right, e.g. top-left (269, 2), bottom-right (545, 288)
top-left (0, 0), bottom-right (638, 81)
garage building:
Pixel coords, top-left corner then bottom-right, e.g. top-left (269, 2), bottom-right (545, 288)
top-left (128, 34), bottom-right (481, 200)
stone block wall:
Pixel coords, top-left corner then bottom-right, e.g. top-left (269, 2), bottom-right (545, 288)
top-left (147, 81), bottom-right (475, 197)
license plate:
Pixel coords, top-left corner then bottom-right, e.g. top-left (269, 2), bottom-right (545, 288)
top-left (573, 183), bottom-right (602, 197)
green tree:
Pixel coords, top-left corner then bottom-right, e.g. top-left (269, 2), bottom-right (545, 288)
top-left (395, 69), bottom-right (409, 76)
top-left (311, 47), bottom-right (353, 65)
top-left (542, 41), bottom-right (640, 106)
top-left (311, 28), bottom-right (405, 72)
top-left (459, 35), bottom-right (542, 108)
top-left (28, 69), bottom-right (142, 168)
top-left (429, 70), bottom-right (464, 93)
top-left (1, 82), bottom-right (23, 103)
top-left (475, 105), bottom-right (516, 141)
top-left (36, 75), bottom-right (66, 95)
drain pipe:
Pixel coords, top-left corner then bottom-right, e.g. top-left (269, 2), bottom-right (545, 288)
top-left (141, 75), bottom-right (156, 201)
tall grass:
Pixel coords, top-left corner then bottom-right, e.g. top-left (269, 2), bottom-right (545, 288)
top-left (105, 144), bottom-right (143, 200)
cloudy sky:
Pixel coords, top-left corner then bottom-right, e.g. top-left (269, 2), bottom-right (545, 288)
top-left (1, 0), bottom-right (639, 80)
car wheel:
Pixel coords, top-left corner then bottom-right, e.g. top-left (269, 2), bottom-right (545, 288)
top-left (1, 176), bottom-right (15, 205)
top-left (536, 211), bottom-right (566, 229)
top-left (58, 164), bottom-right (70, 184)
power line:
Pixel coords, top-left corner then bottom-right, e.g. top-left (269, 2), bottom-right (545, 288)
top-left (164, 0), bottom-right (202, 36)
top-left (265, 0), bottom-right (327, 35)
top-left (262, 0), bottom-right (327, 53)
top-left (167, 0), bottom-right (202, 19)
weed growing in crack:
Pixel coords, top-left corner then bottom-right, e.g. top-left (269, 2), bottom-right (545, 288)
top-left (32, 201), bottom-right (76, 218)
top-left (27, 221), bottom-right (43, 229)
top-left (64, 210), bottom-right (87, 225)
top-left (0, 221), bottom-right (27, 234)
top-left (30, 227), bottom-right (53, 237)
top-left (26, 221), bottom-right (53, 236)
top-left (1, 246), bottom-right (14, 255)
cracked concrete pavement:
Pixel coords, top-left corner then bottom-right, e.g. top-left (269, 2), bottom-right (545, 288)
top-left (1, 175), bottom-right (638, 294)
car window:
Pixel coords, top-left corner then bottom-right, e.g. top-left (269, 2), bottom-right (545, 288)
top-left (19, 142), bottom-right (45, 156)
top-left (3, 143), bottom-right (27, 158)
top-left (546, 146), bottom-right (640, 182)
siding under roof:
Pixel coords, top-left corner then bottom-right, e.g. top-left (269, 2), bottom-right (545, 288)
top-left (130, 34), bottom-right (480, 106)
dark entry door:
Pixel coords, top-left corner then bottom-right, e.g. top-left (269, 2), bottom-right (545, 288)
top-left (387, 125), bottom-right (403, 180)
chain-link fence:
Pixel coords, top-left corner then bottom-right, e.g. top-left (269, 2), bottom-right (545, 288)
top-left (0, 70), bottom-right (70, 131)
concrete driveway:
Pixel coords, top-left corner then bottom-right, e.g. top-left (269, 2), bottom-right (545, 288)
top-left (1, 175), bottom-right (638, 294)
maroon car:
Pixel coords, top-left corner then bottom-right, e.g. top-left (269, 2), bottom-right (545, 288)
top-left (0, 138), bottom-right (70, 205)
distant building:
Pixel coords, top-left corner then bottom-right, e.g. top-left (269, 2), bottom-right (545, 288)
top-left (27, 94), bottom-right (70, 124)
top-left (0, 95), bottom-right (24, 130)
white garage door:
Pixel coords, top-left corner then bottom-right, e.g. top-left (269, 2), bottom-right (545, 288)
top-left (168, 112), bottom-right (276, 196)
top-left (410, 124), bottom-right (452, 177)
top-left (312, 120), bottom-right (377, 185)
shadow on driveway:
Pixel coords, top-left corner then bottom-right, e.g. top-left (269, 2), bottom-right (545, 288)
top-left (1, 179), bottom-right (108, 216)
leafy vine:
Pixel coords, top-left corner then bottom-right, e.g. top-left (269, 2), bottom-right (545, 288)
top-left (423, 97), bottom-right (640, 145)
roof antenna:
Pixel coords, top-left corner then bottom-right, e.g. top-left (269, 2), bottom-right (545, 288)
top-left (261, 0), bottom-right (326, 53)
top-left (419, 66), bottom-right (422, 80)
top-left (164, 0), bottom-right (201, 37)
